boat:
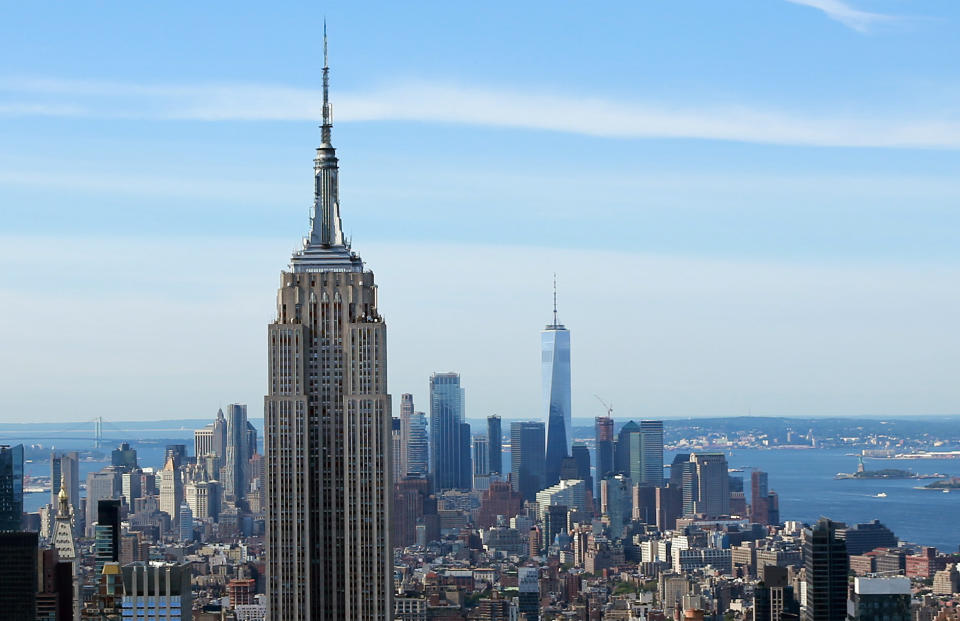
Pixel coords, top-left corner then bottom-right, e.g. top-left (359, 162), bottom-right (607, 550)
top-left (944, 489), bottom-right (950, 494)
top-left (875, 492), bottom-right (887, 498)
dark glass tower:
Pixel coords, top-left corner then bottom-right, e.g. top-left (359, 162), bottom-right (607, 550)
top-left (0, 444), bottom-right (24, 531)
top-left (0, 531), bottom-right (37, 618)
top-left (487, 415), bottom-right (502, 475)
top-left (510, 422), bottom-right (546, 502)
top-left (803, 518), bottom-right (849, 621)
top-left (429, 372), bottom-right (467, 491)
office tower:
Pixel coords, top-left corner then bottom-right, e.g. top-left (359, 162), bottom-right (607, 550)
top-left (537, 479), bottom-right (587, 519)
top-left (0, 531), bottom-right (37, 618)
top-left (121, 563), bottom-right (192, 620)
top-left (473, 435), bottom-right (490, 476)
top-left (85, 469), bottom-right (119, 537)
top-left (754, 565), bottom-right (799, 621)
top-left (186, 479), bottom-right (220, 521)
top-left (802, 518), bottom-right (849, 621)
top-left (459, 422), bottom-right (472, 490)
top-left (158, 454), bottom-right (183, 524)
top-left (687, 453), bottom-right (730, 517)
top-left (264, 36), bottom-right (392, 620)
top-left (751, 470), bottom-right (769, 524)
top-left (656, 484), bottom-right (683, 531)
top-left (404, 402), bottom-right (429, 477)
top-left (399, 394), bottom-right (414, 477)
top-left (430, 372), bottom-right (467, 491)
top-left (392, 476), bottom-right (436, 548)
top-left (569, 443), bottom-right (593, 497)
top-left (0, 444), bottom-right (24, 531)
top-left (194, 408), bottom-right (228, 460)
top-left (600, 474), bottom-right (632, 534)
top-left (638, 420), bottom-right (664, 486)
top-left (94, 499), bottom-right (121, 577)
top-left (391, 418), bottom-right (403, 483)
top-left (224, 403), bottom-right (249, 502)
top-left (633, 483), bottom-right (656, 524)
top-left (195, 425), bottom-right (214, 459)
top-left (595, 416), bottom-right (614, 494)
top-left (121, 470), bottom-right (142, 510)
top-left (849, 577), bottom-right (911, 621)
top-left (511, 422), bottom-right (546, 502)
top-left (111, 442), bottom-right (138, 470)
top-left (50, 451), bottom-right (79, 517)
top-left (179, 502), bottom-right (194, 541)
top-left (487, 415), bottom-right (502, 475)
top-left (36, 547), bottom-right (73, 621)
top-left (165, 444), bottom-right (187, 470)
top-left (616, 420), bottom-right (664, 487)
top-left (836, 520), bottom-right (898, 556)
top-left (542, 282), bottom-right (571, 487)
top-left (518, 566), bottom-right (540, 621)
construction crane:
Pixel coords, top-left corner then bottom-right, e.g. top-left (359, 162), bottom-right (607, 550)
top-left (594, 394), bottom-right (613, 417)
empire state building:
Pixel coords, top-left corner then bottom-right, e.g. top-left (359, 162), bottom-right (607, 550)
top-left (264, 33), bottom-right (393, 620)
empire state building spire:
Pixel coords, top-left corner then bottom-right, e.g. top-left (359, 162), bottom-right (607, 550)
top-left (294, 22), bottom-right (358, 272)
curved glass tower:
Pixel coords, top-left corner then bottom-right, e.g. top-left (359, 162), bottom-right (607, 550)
top-left (542, 282), bottom-right (571, 487)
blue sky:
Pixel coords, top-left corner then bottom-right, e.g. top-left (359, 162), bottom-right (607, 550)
top-left (2, 1), bottom-right (960, 423)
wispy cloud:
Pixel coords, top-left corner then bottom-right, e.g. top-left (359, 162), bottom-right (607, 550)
top-left (2, 76), bottom-right (959, 149)
top-left (784, 0), bottom-right (895, 33)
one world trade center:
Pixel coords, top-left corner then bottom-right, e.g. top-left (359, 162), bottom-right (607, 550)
top-left (543, 279), bottom-right (572, 487)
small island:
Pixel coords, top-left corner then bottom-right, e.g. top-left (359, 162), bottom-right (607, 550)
top-left (835, 457), bottom-right (946, 480)
top-left (923, 477), bottom-right (960, 490)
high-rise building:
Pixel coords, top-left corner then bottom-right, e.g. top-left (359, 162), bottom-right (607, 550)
top-left (836, 520), bottom-right (898, 556)
top-left (569, 443), bottom-right (593, 499)
top-left (0, 444), bottom-right (24, 531)
top-left (430, 372), bottom-right (468, 491)
top-left (542, 282), bottom-right (571, 487)
top-left (487, 415), bottom-right (502, 475)
top-left (179, 502), bottom-right (194, 541)
top-left (52, 476), bottom-right (77, 564)
top-left (264, 36), bottom-right (392, 620)
top-left (165, 444), bottom-right (187, 470)
top-left (85, 469), bottom-right (118, 537)
top-left (224, 403), bottom-right (249, 502)
top-left (197, 407), bottom-right (228, 459)
top-left (392, 418), bottom-right (403, 484)
top-left (687, 453), bottom-right (730, 517)
top-left (398, 394), bottom-right (414, 477)
top-left (400, 393), bottom-right (428, 477)
top-left (754, 565), bottom-right (799, 621)
top-left (802, 518), bottom-right (849, 621)
top-left (0, 531), bottom-right (37, 618)
top-left (111, 442), bottom-right (138, 471)
top-left (594, 416), bottom-right (614, 498)
top-left (638, 420), bottom-right (664, 487)
top-left (601, 474), bottom-right (632, 534)
top-left (850, 577), bottom-right (911, 621)
top-left (473, 435), bottom-right (490, 477)
top-left (511, 421), bottom-right (546, 502)
top-left (95, 499), bottom-right (121, 577)
top-left (158, 454), bottom-right (183, 525)
top-left (51, 451), bottom-right (79, 520)
top-left (751, 470), bottom-right (770, 524)
top-left (121, 563), bottom-right (193, 621)
top-left (518, 566), bottom-right (540, 621)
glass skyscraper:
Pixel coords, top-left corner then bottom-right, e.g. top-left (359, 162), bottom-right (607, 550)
top-left (0, 444), bottom-right (24, 531)
top-left (542, 285), bottom-right (571, 487)
top-left (430, 372), bottom-right (469, 491)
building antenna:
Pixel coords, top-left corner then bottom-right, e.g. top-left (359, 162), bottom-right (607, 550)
top-left (552, 273), bottom-right (558, 326)
top-left (321, 18), bottom-right (332, 145)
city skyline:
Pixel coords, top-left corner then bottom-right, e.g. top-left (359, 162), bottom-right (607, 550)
top-left (4, 3), bottom-right (960, 423)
